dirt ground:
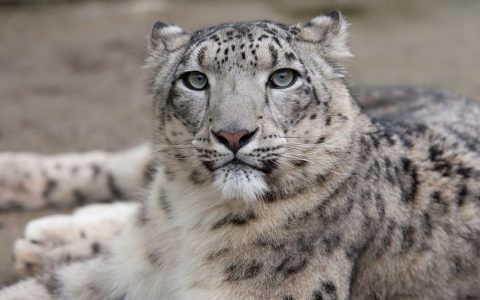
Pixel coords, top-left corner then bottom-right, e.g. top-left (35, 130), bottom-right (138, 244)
top-left (0, 0), bottom-right (479, 286)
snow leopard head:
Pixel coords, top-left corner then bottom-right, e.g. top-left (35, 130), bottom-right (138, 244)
top-left (146, 12), bottom-right (357, 202)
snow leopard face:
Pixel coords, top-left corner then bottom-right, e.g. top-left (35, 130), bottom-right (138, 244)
top-left (147, 12), bottom-right (356, 202)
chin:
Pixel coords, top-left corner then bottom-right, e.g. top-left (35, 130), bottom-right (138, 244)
top-left (212, 163), bottom-right (269, 202)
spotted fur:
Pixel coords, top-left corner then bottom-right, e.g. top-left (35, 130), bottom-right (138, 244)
top-left (0, 145), bottom-right (152, 211)
top-left (1, 12), bottom-right (480, 300)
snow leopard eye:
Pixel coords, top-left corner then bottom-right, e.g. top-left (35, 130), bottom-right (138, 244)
top-left (268, 69), bottom-right (298, 89)
top-left (181, 71), bottom-right (209, 91)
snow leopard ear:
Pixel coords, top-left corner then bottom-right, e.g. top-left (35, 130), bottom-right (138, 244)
top-left (293, 11), bottom-right (352, 59)
top-left (148, 21), bottom-right (191, 52)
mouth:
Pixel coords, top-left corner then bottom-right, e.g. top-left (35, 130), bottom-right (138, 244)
top-left (217, 158), bottom-right (256, 170)
top-left (214, 158), bottom-right (277, 174)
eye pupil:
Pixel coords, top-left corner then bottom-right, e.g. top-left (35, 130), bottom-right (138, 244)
top-left (182, 71), bottom-right (208, 91)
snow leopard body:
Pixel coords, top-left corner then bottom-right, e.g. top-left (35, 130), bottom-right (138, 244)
top-left (1, 12), bottom-right (480, 300)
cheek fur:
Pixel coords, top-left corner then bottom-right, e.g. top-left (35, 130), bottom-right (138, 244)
top-left (170, 89), bottom-right (208, 131)
top-left (270, 84), bottom-right (315, 128)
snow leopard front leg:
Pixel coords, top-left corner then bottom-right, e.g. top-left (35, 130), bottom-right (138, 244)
top-left (1, 202), bottom-right (174, 300)
top-left (12, 201), bottom-right (139, 277)
top-left (0, 144), bottom-right (154, 211)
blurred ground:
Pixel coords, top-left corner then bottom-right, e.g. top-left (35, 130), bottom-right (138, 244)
top-left (0, 0), bottom-right (479, 285)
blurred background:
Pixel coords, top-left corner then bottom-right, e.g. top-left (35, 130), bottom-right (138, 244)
top-left (0, 0), bottom-right (479, 285)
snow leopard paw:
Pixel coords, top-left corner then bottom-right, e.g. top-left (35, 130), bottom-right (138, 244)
top-left (12, 202), bottom-right (138, 277)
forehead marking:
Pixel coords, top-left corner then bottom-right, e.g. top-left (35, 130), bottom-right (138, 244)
top-left (181, 22), bottom-right (301, 74)
top-left (197, 46), bottom-right (207, 66)
top-left (269, 45), bottom-right (278, 67)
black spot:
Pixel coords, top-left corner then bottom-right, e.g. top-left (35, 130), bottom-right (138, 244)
top-left (310, 113), bottom-right (317, 120)
top-left (225, 260), bottom-right (262, 281)
top-left (143, 162), bottom-right (157, 184)
top-left (273, 37), bottom-right (282, 48)
top-left (24, 261), bottom-right (35, 271)
top-left (212, 211), bottom-right (257, 229)
top-left (197, 47), bottom-right (206, 65)
top-left (41, 273), bottom-right (61, 297)
top-left (375, 193), bottom-right (385, 220)
top-left (312, 87), bottom-right (320, 105)
top-left (275, 256), bottom-right (308, 277)
top-left (385, 158), bottom-right (396, 184)
top-left (323, 233), bottom-right (341, 254)
top-left (316, 136), bottom-right (325, 144)
top-left (457, 166), bottom-right (472, 178)
top-left (375, 220), bottom-right (395, 258)
top-left (428, 145), bottom-right (443, 161)
top-left (42, 178), bottom-right (58, 199)
top-left (317, 195), bottom-right (353, 223)
top-left (174, 153), bottom-right (187, 160)
top-left (261, 159), bottom-right (278, 175)
top-left (164, 167), bottom-right (176, 181)
top-left (399, 157), bottom-right (418, 202)
top-left (285, 52), bottom-right (295, 61)
top-left (0, 201), bottom-right (25, 212)
top-left (207, 247), bottom-right (231, 260)
top-left (257, 34), bottom-right (269, 41)
top-left (189, 169), bottom-right (207, 184)
top-left (202, 161), bottom-right (215, 172)
top-left (73, 189), bottom-right (87, 205)
top-left (431, 190), bottom-right (449, 214)
top-left (400, 225), bottom-right (415, 251)
top-left (456, 184), bottom-right (468, 206)
top-left (283, 296), bottom-right (295, 300)
top-left (147, 251), bottom-right (162, 267)
top-left (107, 173), bottom-right (124, 199)
top-left (428, 145), bottom-right (452, 176)
top-left (269, 44), bottom-right (278, 67)
top-left (325, 116), bottom-right (332, 126)
top-left (292, 160), bottom-right (308, 167)
top-left (323, 281), bottom-right (337, 295)
top-left (345, 243), bottom-right (362, 261)
top-left (312, 290), bottom-right (324, 300)
top-left (452, 255), bottom-right (476, 276)
top-left (90, 163), bottom-right (101, 178)
top-left (421, 212), bottom-right (432, 237)
top-left (91, 242), bottom-right (101, 254)
top-left (159, 189), bottom-right (172, 216)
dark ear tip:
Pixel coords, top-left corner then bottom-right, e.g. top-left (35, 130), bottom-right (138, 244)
top-left (327, 10), bottom-right (341, 20)
top-left (152, 21), bottom-right (169, 31)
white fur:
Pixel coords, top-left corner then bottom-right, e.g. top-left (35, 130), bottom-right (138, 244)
top-left (212, 166), bottom-right (268, 202)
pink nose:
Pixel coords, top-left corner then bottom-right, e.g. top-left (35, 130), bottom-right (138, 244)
top-left (213, 129), bottom-right (255, 153)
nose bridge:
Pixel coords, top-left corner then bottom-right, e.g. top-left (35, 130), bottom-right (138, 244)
top-left (210, 89), bottom-right (259, 133)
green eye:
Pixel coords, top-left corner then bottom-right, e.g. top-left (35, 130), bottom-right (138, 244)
top-left (268, 69), bottom-right (298, 89)
top-left (182, 71), bottom-right (208, 91)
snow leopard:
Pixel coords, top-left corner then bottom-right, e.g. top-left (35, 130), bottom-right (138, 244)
top-left (1, 11), bottom-right (480, 300)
